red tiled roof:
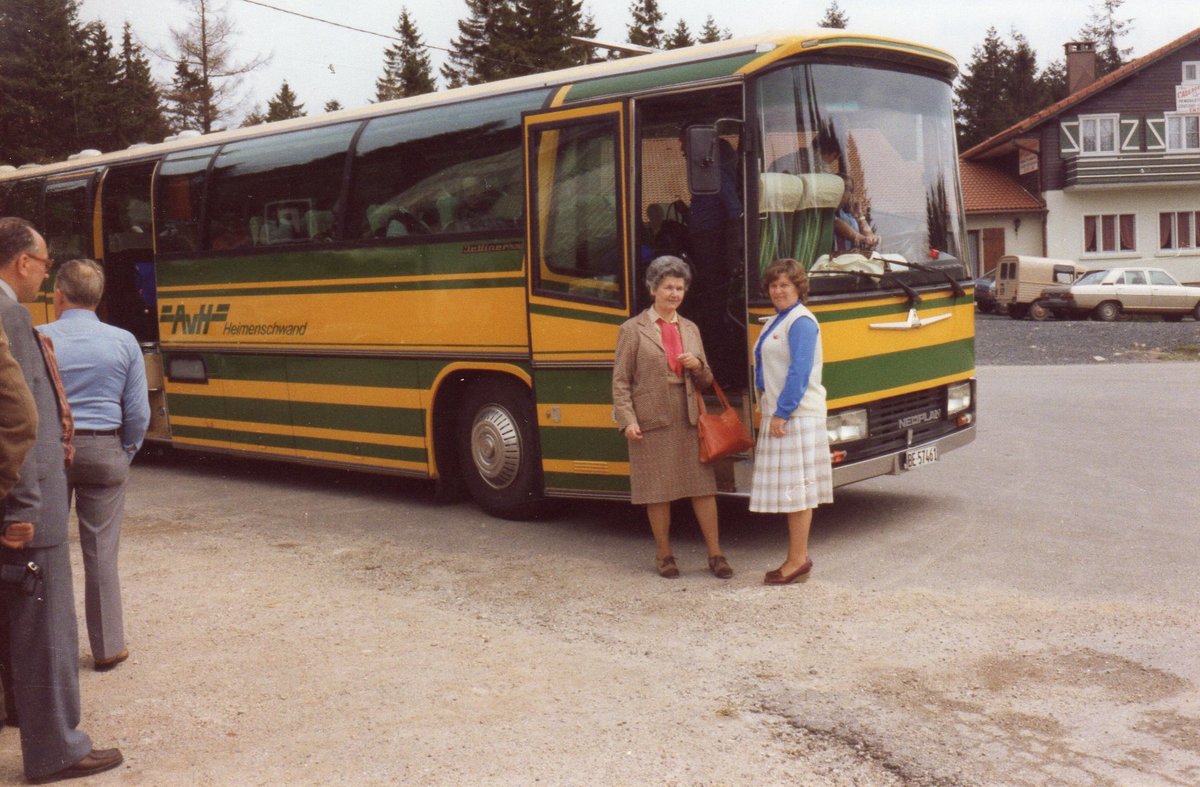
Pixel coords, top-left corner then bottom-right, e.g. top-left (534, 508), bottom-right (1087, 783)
top-left (959, 160), bottom-right (1043, 214)
top-left (962, 26), bottom-right (1200, 159)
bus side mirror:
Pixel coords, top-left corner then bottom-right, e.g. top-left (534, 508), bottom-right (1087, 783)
top-left (685, 125), bottom-right (720, 196)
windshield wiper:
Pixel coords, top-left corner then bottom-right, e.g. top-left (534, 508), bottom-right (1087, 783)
top-left (884, 259), bottom-right (966, 299)
top-left (810, 269), bottom-right (923, 310)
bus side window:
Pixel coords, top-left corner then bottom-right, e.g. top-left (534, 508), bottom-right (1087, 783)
top-left (157, 146), bottom-right (219, 254)
top-left (348, 91), bottom-right (536, 240)
top-left (206, 122), bottom-right (358, 251)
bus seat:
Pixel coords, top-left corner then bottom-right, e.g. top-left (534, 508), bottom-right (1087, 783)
top-left (305, 209), bottom-right (334, 239)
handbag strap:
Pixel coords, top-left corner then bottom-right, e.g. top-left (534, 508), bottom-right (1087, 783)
top-left (693, 379), bottom-right (732, 414)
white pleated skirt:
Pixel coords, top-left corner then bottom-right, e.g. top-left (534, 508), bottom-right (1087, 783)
top-left (749, 414), bottom-right (834, 513)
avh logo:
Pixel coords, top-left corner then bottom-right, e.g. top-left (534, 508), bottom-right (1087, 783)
top-left (160, 303), bottom-right (230, 335)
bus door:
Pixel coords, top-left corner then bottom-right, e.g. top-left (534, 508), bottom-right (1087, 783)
top-left (523, 102), bottom-right (632, 497)
top-left (97, 161), bottom-right (168, 440)
top-left (41, 173), bottom-right (96, 324)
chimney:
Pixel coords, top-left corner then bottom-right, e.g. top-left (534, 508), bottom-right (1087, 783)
top-left (1065, 41), bottom-right (1097, 95)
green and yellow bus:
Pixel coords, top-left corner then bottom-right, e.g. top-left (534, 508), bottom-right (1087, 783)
top-left (0, 30), bottom-right (976, 518)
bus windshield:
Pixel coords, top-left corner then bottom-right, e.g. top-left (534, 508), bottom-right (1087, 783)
top-left (755, 62), bottom-right (965, 290)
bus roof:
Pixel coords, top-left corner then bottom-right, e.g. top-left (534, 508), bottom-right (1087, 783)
top-left (0, 29), bottom-right (956, 180)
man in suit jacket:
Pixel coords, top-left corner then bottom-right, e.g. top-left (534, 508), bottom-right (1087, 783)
top-left (0, 217), bottom-right (123, 783)
top-left (0, 320), bottom-right (37, 498)
top-left (40, 258), bottom-right (150, 671)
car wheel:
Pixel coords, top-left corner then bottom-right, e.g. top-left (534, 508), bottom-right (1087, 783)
top-left (1028, 300), bottom-right (1050, 321)
top-left (1094, 301), bottom-right (1121, 322)
top-left (457, 379), bottom-right (547, 520)
top-left (1194, 302), bottom-right (1200, 321)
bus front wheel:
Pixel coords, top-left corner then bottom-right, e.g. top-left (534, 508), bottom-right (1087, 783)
top-left (457, 380), bottom-right (546, 520)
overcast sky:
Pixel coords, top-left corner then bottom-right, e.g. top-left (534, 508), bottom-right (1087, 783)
top-left (76, 0), bottom-right (1194, 126)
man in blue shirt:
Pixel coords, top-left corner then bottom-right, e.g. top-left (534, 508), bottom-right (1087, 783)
top-left (39, 258), bottom-right (150, 672)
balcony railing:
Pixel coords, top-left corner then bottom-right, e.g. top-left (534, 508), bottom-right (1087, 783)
top-left (1064, 152), bottom-right (1200, 188)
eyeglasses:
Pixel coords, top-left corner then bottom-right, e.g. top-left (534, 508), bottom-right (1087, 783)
top-left (23, 252), bottom-right (55, 272)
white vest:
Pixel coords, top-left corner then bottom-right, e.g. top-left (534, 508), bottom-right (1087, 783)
top-left (756, 303), bottom-right (826, 418)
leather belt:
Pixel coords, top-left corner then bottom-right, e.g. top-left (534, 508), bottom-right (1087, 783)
top-left (75, 429), bottom-right (119, 436)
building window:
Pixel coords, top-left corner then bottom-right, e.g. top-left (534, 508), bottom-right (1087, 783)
top-left (1184, 62), bottom-right (1200, 83)
top-left (1083, 214), bottom-right (1135, 254)
top-left (1166, 114), bottom-right (1200, 151)
top-left (1159, 211), bottom-right (1200, 250)
top-left (1080, 115), bottom-right (1118, 155)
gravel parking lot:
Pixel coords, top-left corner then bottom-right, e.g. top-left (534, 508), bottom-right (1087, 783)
top-left (975, 311), bottom-right (1200, 365)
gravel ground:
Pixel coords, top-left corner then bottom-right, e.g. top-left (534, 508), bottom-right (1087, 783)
top-left (975, 311), bottom-right (1200, 365)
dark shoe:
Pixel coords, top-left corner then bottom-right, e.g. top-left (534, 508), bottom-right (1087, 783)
top-left (94, 649), bottom-right (129, 671)
top-left (764, 558), bottom-right (813, 585)
top-left (708, 554), bottom-right (733, 579)
top-left (29, 748), bottom-right (123, 783)
top-left (656, 555), bottom-right (680, 579)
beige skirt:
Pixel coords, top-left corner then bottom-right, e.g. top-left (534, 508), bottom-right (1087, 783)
top-left (627, 382), bottom-right (718, 505)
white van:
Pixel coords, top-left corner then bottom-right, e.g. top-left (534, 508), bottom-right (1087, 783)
top-left (994, 255), bottom-right (1087, 320)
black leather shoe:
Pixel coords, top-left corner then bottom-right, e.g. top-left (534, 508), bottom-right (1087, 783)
top-left (29, 748), bottom-right (123, 783)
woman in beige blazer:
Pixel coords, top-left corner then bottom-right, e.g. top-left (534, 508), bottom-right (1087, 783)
top-left (612, 256), bottom-right (731, 579)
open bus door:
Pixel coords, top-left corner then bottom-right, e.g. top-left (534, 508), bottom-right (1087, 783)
top-left (522, 101), bottom-right (633, 498)
top-left (96, 161), bottom-right (169, 441)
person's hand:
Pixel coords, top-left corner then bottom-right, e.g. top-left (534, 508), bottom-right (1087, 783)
top-left (769, 416), bottom-right (788, 438)
top-left (0, 522), bottom-right (35, 550)
top-left (677, 352), bottom-right (702, 372)
top-left (623, 423), bottom-right (643, 442)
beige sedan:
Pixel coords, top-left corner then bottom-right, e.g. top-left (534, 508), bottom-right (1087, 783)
top-left (1039, 266), bottom-right (1200, 321)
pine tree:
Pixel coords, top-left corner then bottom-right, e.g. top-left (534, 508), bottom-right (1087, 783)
top-left (571, 8), bottom-right (606, 64)
top-left (324, 99), bottom-right (343, 113)
top-left (77, 21), bottom-right (123, 153)
top-left (115, 23), bottom-right (169, 147)
top-left (240, 106), bottom-right (267, 127)
top-left (441, 0), bottom-right (517, 87)
top-left (696, 15), bottom-right (728, 44)
top-left (1038, 60), bottom-right (1068, 105)
top-left (510, 0), bottom-right (584, 75)
top-left (164, 58), bottom-right (209, 132)
top-left (265, 81), bottom-right (305, 121)
top-left (1079, 0), bottom-right (1133, 76)
top-left (665, 20), bottom-right (693, 50)
top-left (376, 7), bottom-right (436, 101)
top-left (0, 0), bottom-right (92, 165)
top-left (818, 1), bottom-right (849, 29)
top-left (159, 0), bottom-right (269, 133)
top-left (955, 28), bottom-right (1055, 150)
top-left (626, 0), bottom-right (664, 50)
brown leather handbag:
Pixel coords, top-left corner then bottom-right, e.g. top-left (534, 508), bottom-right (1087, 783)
top-left (695, 381), bottom-right (755, 464)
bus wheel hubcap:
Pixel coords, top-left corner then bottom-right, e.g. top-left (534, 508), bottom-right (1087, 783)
top-left (470, 406), bottom-right (521, 489)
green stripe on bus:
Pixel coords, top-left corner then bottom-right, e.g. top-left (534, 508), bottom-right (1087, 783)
top-left (163, 275), bottom-right (526, 300)
top-left (812, 295), bottom-right (969, 322)
top-left (539, 428), bottom-right (628, 463)
top-left (159, 243), bottom-right (524, 287)
top-left (168, 394), bottom-right (425, 435)
top-left (565, 53), bottom-right (759, 102)
top-left (529, 302), bottom-right (627, 325)
top-left (824, 337), bottom-right (974, 398)
top-left (534, 369), bottom-right (614, 403)
top-left (543, 472), bottom-right (629, 493)
top-left (170, 424), bottom-right (426, 462)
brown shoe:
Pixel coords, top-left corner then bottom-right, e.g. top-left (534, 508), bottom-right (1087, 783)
top-left (656, 555), bottom-right (680, 579)
top-left (708, 554), bottom-right (733, 579)
top-left (29, 748), bottom-right (123, 783)
top-left (94, 649), bottom-right (129, 671)
top-left (764, 558), bottom-right (813, 585)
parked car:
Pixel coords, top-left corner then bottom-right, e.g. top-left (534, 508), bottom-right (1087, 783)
top-left (1039, 266), bottom-right (1200, 321)
top-left (974, 271), bottom-right (1001, 313)
top-left (995, 255), bottom-right (1086, 320)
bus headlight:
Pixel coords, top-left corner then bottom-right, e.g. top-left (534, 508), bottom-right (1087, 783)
top-left (827, 409), bottom-right (868, 445)
top-left (947, 381), bottom-right (972, 415)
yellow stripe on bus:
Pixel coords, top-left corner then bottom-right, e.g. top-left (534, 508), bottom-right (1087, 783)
top-left (170, 416), bottom-right (426, 449)
top-left (542, 458), bottom-right (630, 476)
top-left (166, 380), bottom-right (423, 408)
top-left (537, 403), bottom-right (616, 429)
top-left (156, 269), bottom-right (520, 294)
top-left (171, 434), bottom-right (426, 471)
top-left (827, 370), bottom-right (975, 409)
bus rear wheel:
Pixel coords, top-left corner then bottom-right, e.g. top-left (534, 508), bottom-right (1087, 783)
top-left (457, 380), bottom-right (546, 520)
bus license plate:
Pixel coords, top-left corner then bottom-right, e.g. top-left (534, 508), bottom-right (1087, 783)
top-left (903, 446), bottom-right (938, 470)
